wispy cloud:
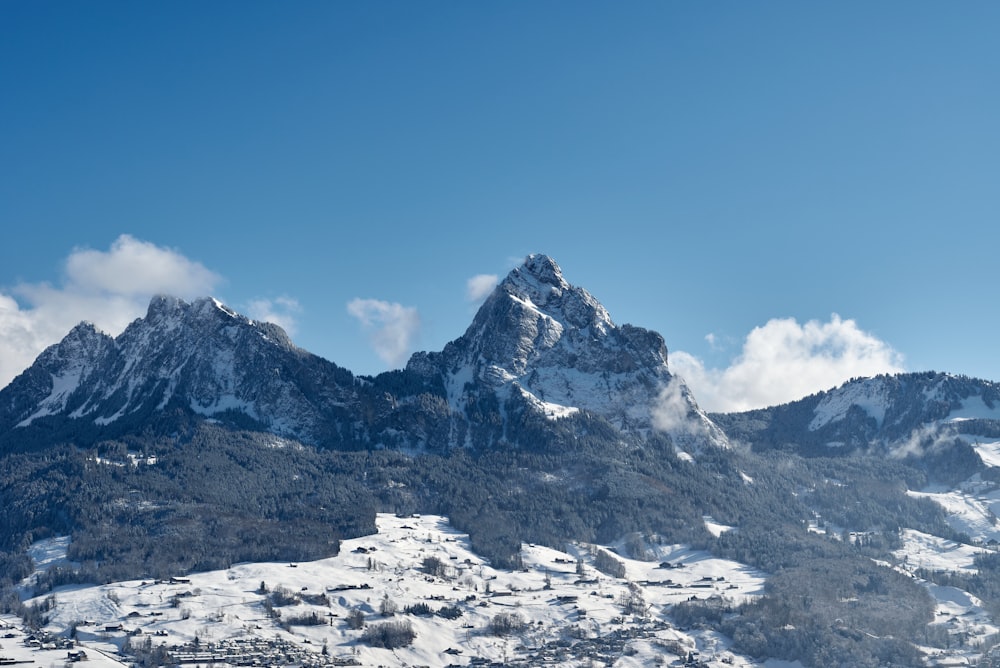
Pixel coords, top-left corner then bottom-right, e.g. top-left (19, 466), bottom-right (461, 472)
top-left (0, 235), bottom-right (222, 389)
top-left (246, 296), bottom-right (302, 336)
top-left (466, 274), bottom-right (498, 302)
top-left (346, 298), bottom-right (420, 368)
top-left (671, 314), bottom-right (905, 413)
top-left (651, 376), bottom-right (701, 435)
top-left (890, 423), bottom-right (956, 460)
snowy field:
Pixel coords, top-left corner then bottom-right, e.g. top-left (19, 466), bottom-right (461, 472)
top-left (890, 428), bottom-right (1000, 663)
top-left (12, 508), bottom-right (1000, 665)
top-left (18, 514), bottom-right (771, 668)
top-left (907, 459), bottom-right (1000, 545)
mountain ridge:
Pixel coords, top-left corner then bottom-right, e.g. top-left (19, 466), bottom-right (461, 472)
top-left (4, 255), bottom-right (998, 464)
top-left (0, 254), bottom-right (726, 453)
top-left (713, 371), bottom-right (1000, 454)
top-left (0, 294), bottom-right (359, 447)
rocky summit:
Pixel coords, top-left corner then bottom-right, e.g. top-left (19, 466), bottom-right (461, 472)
top-left (406, 253), bottom-right (726, 448)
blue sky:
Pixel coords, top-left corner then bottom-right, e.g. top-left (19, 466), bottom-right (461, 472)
top-left (1, 2), bottom-right (998, 411)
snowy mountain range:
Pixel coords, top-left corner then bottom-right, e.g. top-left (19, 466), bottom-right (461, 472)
top-left (6, 254), bottom-right (1000, 667)
top-left (0, 254), bottom-right (725, 453)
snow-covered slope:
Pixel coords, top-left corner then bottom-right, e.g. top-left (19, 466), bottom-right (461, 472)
top-left (715, 371), bottom-right (1000, 456)
top-left (809, 372), bottom-right (1000, 437)
top-left (24, 513), bottom-right (767, 668)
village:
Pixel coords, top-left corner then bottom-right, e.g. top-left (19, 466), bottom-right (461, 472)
top-left (11, 514), bottom-right (770, 668)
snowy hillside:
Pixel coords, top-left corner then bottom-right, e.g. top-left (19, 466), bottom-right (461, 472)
top-left (21, 514), bottom-right (768, 668)
top-left (810, 373), bottom-right (1000, 436)
top-left (7, 255), bottom-right (1000, 667)
top-left (714, 371), bottom-right (1000, 457)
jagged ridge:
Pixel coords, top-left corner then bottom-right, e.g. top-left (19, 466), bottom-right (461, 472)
top-left (0, 255), bottom-right (728, 453)
top-left (0, 296), bottom-right (358, 445)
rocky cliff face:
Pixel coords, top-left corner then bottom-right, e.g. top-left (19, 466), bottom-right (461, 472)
top-left (404, 254), bottom-right (727, 449)
top-left (0, 296), bottom-right (358, 446)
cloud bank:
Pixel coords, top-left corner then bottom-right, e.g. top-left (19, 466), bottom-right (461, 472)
top-left (347, 298), bottom-right (420, 368)
top-left (0, 235), bottom-right (222, 389)
top-left (671, 314), bottom-right (905, 413)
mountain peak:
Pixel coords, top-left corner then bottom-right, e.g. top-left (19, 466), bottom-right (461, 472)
top-left (498, 254), bottom-right (569, 306)
top-left (2, 260), bottom-right (725, 453)
top-left (145, 295), bottom-right (241, 323)
top-left (404, 254), bottom-right (725, 447)
top-left (65, 320), bottom-right (104, 340)
top-left (521, 253), bottom-right (567, 286)
top-left (492, 255), bottom-right (612, 334)
top-left (146, 294), bottom-right (185, 319)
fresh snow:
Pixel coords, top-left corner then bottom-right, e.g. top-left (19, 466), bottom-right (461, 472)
top-left (16, 366), bottom-right (85, 427)
top-left (894, 529), bottom-right (983, 573)
top-left (703, 517), bottom-right (735, 538)
top-left (908, 483), bottom-right (1000, 544)
top-left (946, 395), bottom-right (1000, 422)
top-left (973, 440), bottom-right (1000, 468)
top-left (892, 530), bottom-right (1000, 660)
top-left (23, 513), bottom-right (769, 668)
top-left (0, 614), bottom-right (128, 668)
top-left (212, 297), bottom-right (239, 319)
top-left (515, 385), bottom-right (579, 421)
top-left (24, 536), bottom-right (76, 586)
top-left (189, 394), bottom-right (260, 419)
top-left (809, 379), bottom-right (890, 431)
top-left (887, 438), bottom-right (1000, 659)
top-left (809, 376), bottom-right (999, 436)
top-left (444, 363), bottom-right (475, 413)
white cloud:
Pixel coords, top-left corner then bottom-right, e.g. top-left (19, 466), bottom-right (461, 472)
top-left (246, 296), bottom-right (302, 336)
top-left (0, 235), bottom-right (222, 390)
top-left (64, 234), bottom-right (219, 297)
top-left (466, 274), bottom-right (498, 302)
top-left (651, 376), bottom-right (701, 435)
top-left (671, 314), bottom-right (905, 413)
top-left (891, 423), bottom-right (954, 460)
top-left (346, 298), bottom-right (420, 368)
